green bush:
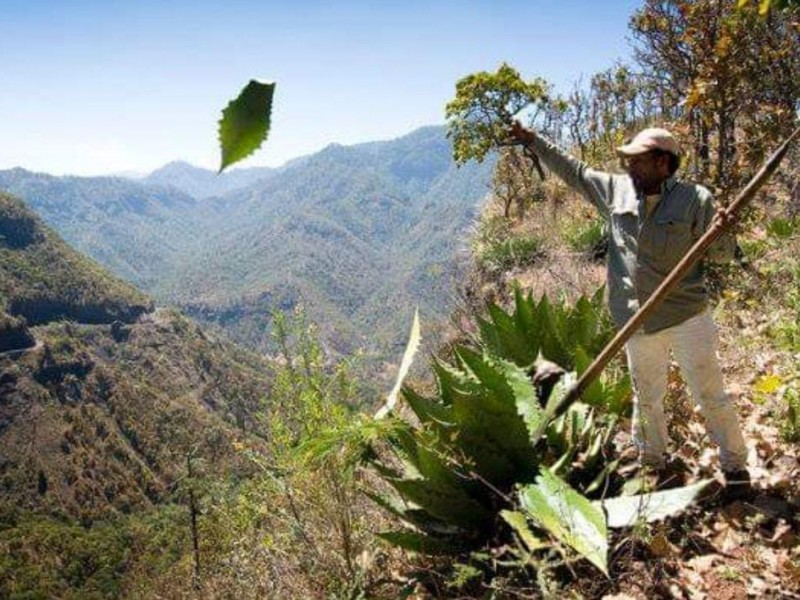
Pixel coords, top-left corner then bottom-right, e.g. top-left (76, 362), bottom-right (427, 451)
top-left (563, 218), bottom-right (606, 257)
top-left (476, 233), bottom-right (542, 272)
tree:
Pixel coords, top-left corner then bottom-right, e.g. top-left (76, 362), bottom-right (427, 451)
top-left (630, 0), bottom-right (800, 193)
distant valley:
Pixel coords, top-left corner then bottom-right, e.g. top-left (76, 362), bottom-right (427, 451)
top-left (0, 126), bottom-right (493, 360)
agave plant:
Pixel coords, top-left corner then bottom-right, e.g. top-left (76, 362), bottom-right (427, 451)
top-left (368, 290), bottom-right (708, 576)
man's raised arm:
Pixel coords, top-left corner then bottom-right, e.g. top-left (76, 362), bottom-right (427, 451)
top-left (510, 122), bottom-right (616, 219)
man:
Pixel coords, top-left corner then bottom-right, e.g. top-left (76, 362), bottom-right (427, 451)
top-left (510, 123), bottom-right (750, 496)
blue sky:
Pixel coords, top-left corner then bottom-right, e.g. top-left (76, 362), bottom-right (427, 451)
top-left (0, 0), bottom-right (640, 175)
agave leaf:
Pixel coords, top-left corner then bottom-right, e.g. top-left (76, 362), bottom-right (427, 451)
top-left (519, 470), bottom-right (608, 575)
top-left (513, 287), bottom-right (540, 350)
top-left (452, 349), bottom-right (542, 465)
top-left (584, 459), bottom-right (619, 496)
top-left (388, 478), bottom-right (491, 528)
top-left (596, 480), bottom-right (713, 528)
top-left (574, 346), bottom-right (604, 406)
top-left (549, 446), bottom-right (577, 477)
top-left (364, 491), bottom-right (465, 536)
top-left (479, 302), bottom-right (538, 367)
top-left (371, 460), bottom-right (403, 480)
top-left (569, 296), bottom-right (600, 354)
top-left (433, 358), bottom-right (475, 406)
top-left (378, 531), bottom-right (467, 555)
top-left (402, 385), bottom-right (455, 428)
top-left (450, 427), bottom-right (522, 484)
top-left (218, 79), bottom-right (275, 172)
top-left (531, 370), bottom-right (577, 445)
top-left (501, 510), bottom-right (548, 552)
top-left (414, 443), bottom-right (469, 491)
top-left (376, 309), bottom-right (421, 419)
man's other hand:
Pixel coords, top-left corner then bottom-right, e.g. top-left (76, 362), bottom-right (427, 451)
top-left (509, 120), bottom-right (536, 145)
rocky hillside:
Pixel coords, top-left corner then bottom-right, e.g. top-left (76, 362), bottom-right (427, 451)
top-left (0, 193), bottom-right (271, 522)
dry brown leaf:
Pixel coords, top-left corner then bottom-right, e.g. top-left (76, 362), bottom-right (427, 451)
top-left (687, 553), bottom-right (721, 574)
top-left (713, 523), bottom-right (743, 553)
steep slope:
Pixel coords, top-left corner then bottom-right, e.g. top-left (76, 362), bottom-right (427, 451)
top-left (0, 193), bottom-right (270, 522)
top-left (0, 192), bottom-right (153, 327)
top-left (0, 311), bottom-right (268, 522)
top-left (0, 169), bottom-right (200, 289)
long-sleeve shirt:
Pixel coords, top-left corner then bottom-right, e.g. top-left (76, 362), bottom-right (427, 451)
top-left (525, 132), bottom-right (735, 334)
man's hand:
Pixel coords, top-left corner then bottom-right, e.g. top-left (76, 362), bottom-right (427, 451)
top-left (715, 205), bottom-right (744, 234)
top-left (509, 120), bottom-right (536, 145)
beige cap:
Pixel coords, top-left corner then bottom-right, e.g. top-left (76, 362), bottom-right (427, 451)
top-left (616, 127), bottom-right (682, 157)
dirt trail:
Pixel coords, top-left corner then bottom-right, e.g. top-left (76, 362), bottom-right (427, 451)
top-left (0, 338), bottom-right (43, 360)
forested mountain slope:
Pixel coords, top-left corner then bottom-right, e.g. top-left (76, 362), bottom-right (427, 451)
top-left (157, 126), bottom-right (493, 354)
top-left (143, 160), bottom-right (276, 199)
top-left (0, 169), bottom-right (201, 289)
top-left (0, 193), bottom-right (270, 523)
top-left (0, 192), bottom-right (153, 329)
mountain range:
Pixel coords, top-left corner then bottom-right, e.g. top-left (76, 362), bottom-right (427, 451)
top-left (0, 125), bottom-right (493, 360)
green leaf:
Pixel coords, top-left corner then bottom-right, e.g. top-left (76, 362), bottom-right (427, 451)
top-left (519, 470), bottom-right (608, 575)
top-left (218, 79), bottom-right (275, 172)
top-left (432, 358), bottom-right (475, 406)
top-left (402, 385), bottom-right (455, 428)
top-left (500, 510), bottom-right (548, 551)
top-left (388, 478), bottom-right (491, 528)
top-left (364, 491), bottom-right (463, 536)
top-left (453, 349), bottom-right (542, 464)
top-left (376, 309), bottom-right (421, 419)
top-left (596, 480), bottom-right (713, 529)
top-left (478, 300), bottom-right (539, 367)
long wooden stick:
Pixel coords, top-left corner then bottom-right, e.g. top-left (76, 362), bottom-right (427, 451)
top-left (534, 124), bottom-right (800, 438)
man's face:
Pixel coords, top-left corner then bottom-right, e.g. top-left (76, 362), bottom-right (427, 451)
top-left (625, 151), bottom-right (670, 194)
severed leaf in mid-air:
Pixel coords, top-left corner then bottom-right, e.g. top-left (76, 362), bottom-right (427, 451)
top-left (218, 79), bottom-right (275, 172)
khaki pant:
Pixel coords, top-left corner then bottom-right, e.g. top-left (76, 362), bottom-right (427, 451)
top-left (624, 310), bottom-right (747, 472)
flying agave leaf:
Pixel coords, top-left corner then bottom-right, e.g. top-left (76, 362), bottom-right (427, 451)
top-left (218, 79), bottom-right (276, 172)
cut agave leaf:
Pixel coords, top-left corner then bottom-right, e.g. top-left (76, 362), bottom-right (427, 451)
top-left (519, 470), bottom-right (608, 575)
top-left (596, 479), bottom-right (713, 529)
top-left (376, 309), bottom-right (421, 419)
